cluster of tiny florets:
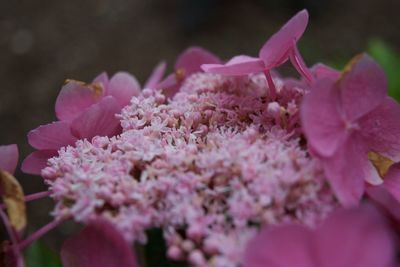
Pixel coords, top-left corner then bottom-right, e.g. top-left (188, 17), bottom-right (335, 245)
top-left (42, 73), bottom-right (337, 266)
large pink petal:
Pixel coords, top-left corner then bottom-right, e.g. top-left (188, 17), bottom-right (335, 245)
top-left (382, 163), bottom-right (400, 203)
top-left (366, 184), bottom-right (400, 222)
top-left (0, 144), bottom-right (18, 174)
top-left (339, 54), bottom-right (387, 121)
top-left (156, 73), bottom-right (177, 90)
top-left (21, 150), bottom-right (57, 175)
top-left (144, 61), bottom-right (167, 89)
top-left (107, 72), bottom-right (141, 108)
top-left (322, 137), bottom-right (367, 207)
top-left (310, 63), bottom-right (340, 80)
top-left (243, 224), bottom-right (314, 267)
top-left (301, 78), bottom-right (346, 157)
top-left (27, 121), bottom-right (77, 150)
top-left (202, 55), bottom-right (265, 76)
top-left (55, 81), bottom-right (100, 121)
top-left (70, 96), bottom-right (121, 140)
top-left (92, 72), bottom-right (109, 89)
top-left (61, 219), bottom-right (138, 267)
top-left (156, 73), bottom-right (181, 98)
top-left (359, 97), bottom-right (400, 161)
top-left (315, 206), bottom-right (395, 267)
top-left (259, 9), bottom-right (309, 69)
top-left (175, 46), bottom-right (221, 75)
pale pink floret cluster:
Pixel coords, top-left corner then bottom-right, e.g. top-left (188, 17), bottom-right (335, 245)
top-left (42, 73), bottom-right (336, 266)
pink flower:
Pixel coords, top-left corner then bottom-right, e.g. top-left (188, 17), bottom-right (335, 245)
top-left (155, 46), bottom-right (221, 97)
top-left (202, 10), bottom-right (311, 98)
top-left (61, 219), bottom-right (138, 267)
top-left (0, 144), bottom-right (18, 174)
top-left (22, 72), bottom-right (141, 175)
top-left (243, 205), bottom-right (396, 267)
top-left (301, 54), bottom-right (400, 206)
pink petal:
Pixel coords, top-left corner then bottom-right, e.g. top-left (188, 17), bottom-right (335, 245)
top-left (359, 97), bottom-right (400, 161)
top-left (243, 224), bottom-right (314, 267)
top-left (144, 61), bottom-right (167, 89)
top-left (55, 81), bottom-right (100, 122)
top-left (175, 46), bottom-right (221, 75)
top-left (202, 55), bottom-right (265, 76)
top-left (156, 73), bottom-right (181, 98)
top-left (259, 10), bottom-right (309, 69)
top-left (310, 63), bottom-right (340, 80)
top-left (382, 163), bottom-right (400, 203)
top-left (339, 54), bottom-right (387, 121)
top-left (70, 96), bottom-right (121, 140)
top-left (92, 72), bottom-right (109, 89)
top-left (61, 219), bottom-right (138, 267)
top-left (0, 144), bottom-right (18, 174)
top-left (301, 78), bottom-right (346, 157)
top-left (322, 137), bottom-right (367, 207)
top-left (366, 185), bottom-right (400, 222)
top-left (315, 206), bottom-right (395, 267)
top-left (27, 121), bottom-right (77, 150)
top-left (107, 72), bottom-right (141, 108)
top-left (21, 150), bottom-right (57, 175)
top-left (156, 73), bottom-right (177, 90)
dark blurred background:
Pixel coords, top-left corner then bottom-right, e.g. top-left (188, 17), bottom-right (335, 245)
top-left (1, 0), bottom-right (400, 259)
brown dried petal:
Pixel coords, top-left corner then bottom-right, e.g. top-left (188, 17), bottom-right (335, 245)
top-left (368, 152), bottom-right (395, 178)
top-left (0, 171), bottom-right (26, 231)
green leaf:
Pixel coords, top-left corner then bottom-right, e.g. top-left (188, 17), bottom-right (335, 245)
top-left (24, 241), bottom-right (62, 267)
top-left (367, 39), bottom-right (400, 101)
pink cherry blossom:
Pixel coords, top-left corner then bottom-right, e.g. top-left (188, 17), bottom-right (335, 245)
top-left (61, 219), bottom-right (138, 267)
top-left (301, 54), bottom-right (400, 206)
top-left (22, 72), bottom-right (141, 175)
top-left (155, 46), bottom-right (221, 97)
top-left (243, 205), bottom-right (396, 267)
top-left (202, 10), bottom-right (311, 99)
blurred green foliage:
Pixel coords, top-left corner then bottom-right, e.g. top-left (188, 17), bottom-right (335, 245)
top-left (367, 39), bottom-right (400, 101)
top-left (25, 241), bottom-right (61, 267)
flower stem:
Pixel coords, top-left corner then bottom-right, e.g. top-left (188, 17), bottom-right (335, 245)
top-left (290, 46), bottom-right (313, 83)
top-left (1, 191), bottom-right (51, 209)
top-left (0, 208), bottom-right (25, 267)
top-left (264, 70), bottom-right (277, 100)
top-left (18, 218), bottom-right (66, 250)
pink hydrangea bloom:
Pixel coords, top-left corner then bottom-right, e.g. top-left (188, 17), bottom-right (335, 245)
top-left (22, 72), bottom-right (141, 175)
top-left (301, 54), bottom-right (400, 206)
top-left (202, 9), bottom-right (312, 99)
top-left (243, 205), bottom-right (396, 267)
top-left (43, 72), bottom-right (336, 266)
